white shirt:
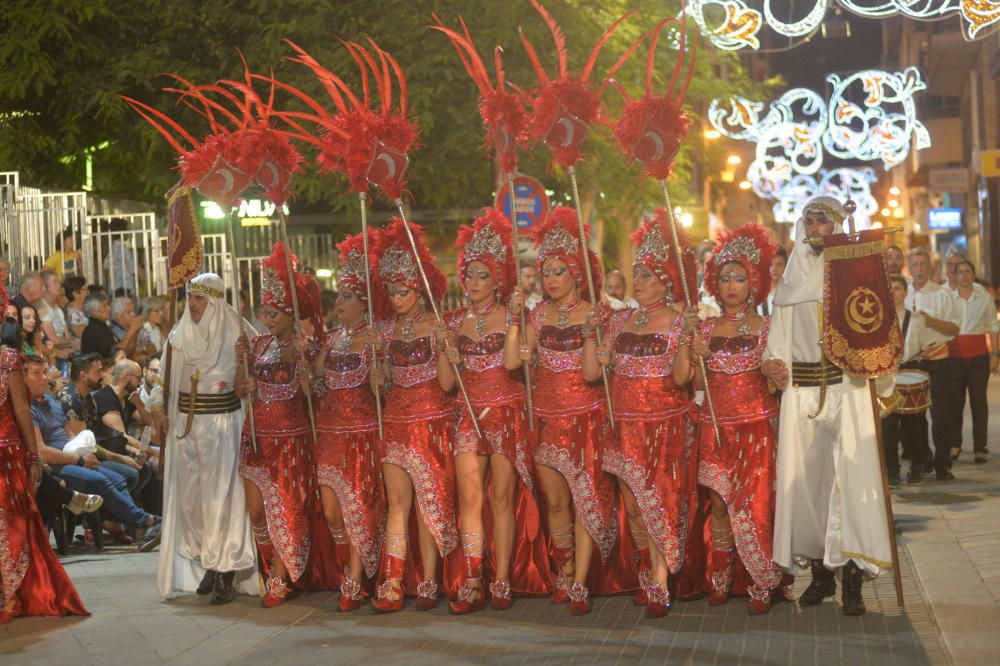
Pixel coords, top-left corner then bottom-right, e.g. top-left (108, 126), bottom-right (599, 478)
top-left (953, 284), bottom-right (999, 335)
top-left (525, 294), bottom-right (542, 311)
top-left (896, 307), bottom-right (933, 363)
top-left (606, 296), bottom-right (638, 311)
top-left (904, 280), bottom-right (959, 346)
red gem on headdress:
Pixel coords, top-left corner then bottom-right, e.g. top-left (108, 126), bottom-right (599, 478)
top-left (543, 105), bottom-right (589, 156)
top-left (366, 140), bottom-right (410, 196)
top-left (196, 155), bottom-right (250, 210)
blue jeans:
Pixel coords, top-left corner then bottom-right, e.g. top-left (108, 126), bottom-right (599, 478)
top-left (101, 459), bottom-right (154, 498)
top-left (52, 463), bottom-right (151, 528)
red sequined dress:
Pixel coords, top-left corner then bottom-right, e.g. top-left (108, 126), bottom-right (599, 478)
top-left (604, 311), bottom-right (696, 575)
top-left (448, 308), bottom-right (551, 595)
top-left (0, 345), bottom-right (87, 619)
top-left (239, 334), bottom-right (318, 584)
top-left (379, 322), bottom-right (458, 559)
top-left (696, 317), bottom-right (783, 596)
top-left (316, 329), bottom-right (386, 580)
top-left (529, 303), bottom-right (635, 593)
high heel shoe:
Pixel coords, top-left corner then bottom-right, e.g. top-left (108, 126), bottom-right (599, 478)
top-left (261, 576), bottom-right (289, 608)
top-left (748, 584), bottom-right (773, 615)
top-left (634, 547), bottom-right (652, 606)
top-left (339, 570), bottom-right (365, 612)
top-left (550, 543), bottom-right (574, 604)
top-left (707, 547), bottom-right (735, 606)
top-left (371, 552), bottom-right (405, 613)
top-left (645, 583), bottom-right (671, 618)
top-left (567, 582), bottom-right (591, 616)
top-left (489, 579), bottom-right (513, 611)
top-left (0, 598), bottom-right (19, 624)
top-left (449, 554), bottom-right (483, 614)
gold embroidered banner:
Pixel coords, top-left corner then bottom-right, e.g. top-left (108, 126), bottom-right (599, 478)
top-left (821, 228), bottom-right (902, 378)
top-left (166, 184), bottom-right (203, 289)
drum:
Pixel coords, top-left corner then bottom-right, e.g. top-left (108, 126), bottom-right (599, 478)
top-left (895, 370), bottom-right (931, 414)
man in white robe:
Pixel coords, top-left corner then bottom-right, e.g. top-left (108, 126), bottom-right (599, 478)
top-left (763, 197), bottom-right (894, 616)
top-left (157, 273), bottom-right (257, 603)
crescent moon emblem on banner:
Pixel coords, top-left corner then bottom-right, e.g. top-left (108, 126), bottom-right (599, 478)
top-left (643, 131), bottom-right (665, 160)
top-left (260, 162), bottom-right (279, 187)
top-left (219, 169), bottom-right (235, 195)
top-left (558, 118), bottom-right (575, 147)
top-left (377, 153), bottom-right (397, 178)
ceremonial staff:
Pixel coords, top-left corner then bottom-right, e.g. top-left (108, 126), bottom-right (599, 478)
top-left (224, 213), bottom-right (258, 454)
top-left (357, 192), bottom-right (384, 438)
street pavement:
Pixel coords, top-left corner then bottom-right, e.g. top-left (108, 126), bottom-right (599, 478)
top-left (4, 385), bottom-right (1000, 665)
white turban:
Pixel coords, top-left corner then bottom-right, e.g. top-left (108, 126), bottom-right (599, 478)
top-left (773, 196), bottom-right (845, 306)
top-left (168, 273), bottom-right (243, 372)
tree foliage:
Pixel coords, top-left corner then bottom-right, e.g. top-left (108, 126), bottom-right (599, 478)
top-left (0, 0), bottom-right (762, 248)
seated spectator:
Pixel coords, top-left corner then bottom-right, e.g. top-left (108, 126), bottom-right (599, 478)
top-left (89, 359), bottom-right (161, 516)
top-left (63, 276), bottom-right (89, 339)
top-left (10, 270), bottom-right (44, 311)
top-left (58, 353), bottom-right (102, 433)
top-left (109, 296), bottom-right (143, 358)
top-left (43, 226), bottom-right (82, 280)
top-left (136, 296), bottom-right (168, 357)
top-left (37, 270), bottom-right (77, 371)
top-left (24, 356), bottom-right (160, 549)
top-left (80, 294), bottom-right (114, 357)
top-left (18, 303), bottom-right (49, 359)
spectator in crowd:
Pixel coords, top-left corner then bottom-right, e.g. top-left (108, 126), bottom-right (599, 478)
top-left (0, 256), bottom-right (10, 286)
top-left (943, 250), bottom-right (967, 292)
top-left (886, 245), bottom-right (906, 277)
top-left (102, 218), bottom-right (136, 297)
top-left (63, 276), bottom-right (89, 339)
top-left (36, 270), bottom-right (77, 370)
top-left (24, 355), bottom-right (161, 549)
top-left (11, 271), bottom-right (44, 311)
top-left (139, 356), bottom-right (160, 406)
top-left (59, 353), bottom-right (102, 432)
top-left (43, 226), bottom-right (82, 280)
top-left (604, 269), bottom-right (638, 310)
top-left (18, 303), bottom-right (48, 359)
top-left (759, 247), bottom-right (787, 316)
top-left (81, 294), bottom-right (115, 357)
top-left (90, 359), bottom-right (160, 519)
top-left (520, 264), bottom-right (542, 310)
top-left (136, 297), bottom-right (168, 357)
top-left (110, 296), bottom-right (143, 358)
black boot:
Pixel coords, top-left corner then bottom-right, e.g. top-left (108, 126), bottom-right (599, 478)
top-left (841, 561), bottom-right (866, 616)
top-left (211, 571), bottom-right (237, 606)
top-left (197, 569), bottom-right (217, 596)
top-left (798, 559), bottom-right (836, 606)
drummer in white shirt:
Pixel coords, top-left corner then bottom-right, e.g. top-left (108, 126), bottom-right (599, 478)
top-left (884, 275), bottom-right (935, 485)
top-left (948, 260), bottom-right (999, 463)
top-left (905, 248), bottom-right (961, 480)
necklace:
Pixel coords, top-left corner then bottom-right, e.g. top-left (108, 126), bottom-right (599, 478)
top-left (555, 296), bottom-right (581, 328)
top-left (469, 298), bottom-right (498, 339)
top-left (398, 309), bottom-right (422, 341)
top-left (634, 299), bottom-right (669, 330)
top-left (337, 320), bottom-right (367, 352)
top-left (723, 304), bottom-right (753, 336)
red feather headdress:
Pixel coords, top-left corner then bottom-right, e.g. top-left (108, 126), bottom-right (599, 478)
top-left (520, 0), bottom-right (640, 168)
top-left (260, 241), bottom-right (323, 334)
top-left (373, 217), bottom-right (448, 305)
top-left (533, 205), bottom-right (602, 301)
top-left (630, 209), bottom-right (696, 305)
top-left (336, 230), bottom-right (392, 322)
top-left (704, 223), bottom-right (777, 308)
top-left (456, 208), bottom-right (517, 303)
top-left (610, 9), bottom-right (697, 180)
top-left (431, 15), bottom-right (529, 175)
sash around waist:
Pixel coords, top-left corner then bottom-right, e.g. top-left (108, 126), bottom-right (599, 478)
top-left (178, 391), bottom-right (241, 415)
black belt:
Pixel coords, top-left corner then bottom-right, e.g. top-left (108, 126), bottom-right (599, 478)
top-left (791, 362), bottom-right (843, 388)
top-left (178, 391), bottom-right (241, 415)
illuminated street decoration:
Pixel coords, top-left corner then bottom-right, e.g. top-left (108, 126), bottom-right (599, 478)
top-left (687, 0), bottom-right (1000, 50)
top-left (772, 168), bottom-right (878, 229)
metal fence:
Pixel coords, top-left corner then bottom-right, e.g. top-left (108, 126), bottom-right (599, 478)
top-left (85, 213), bottom-right (163, 298)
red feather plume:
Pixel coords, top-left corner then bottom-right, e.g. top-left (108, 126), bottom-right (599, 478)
top-left (610, 11), bottom-right (698, 180)
top-left (431, 16), bottom-right (530, 174)
top-left (520, 0), bottom-right (636, 168)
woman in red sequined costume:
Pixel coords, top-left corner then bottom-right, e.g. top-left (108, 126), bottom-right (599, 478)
top-left (315, 232), bottom-right (388, 612)
top-left (505, 206), bottom-right (626, 616)
top-left (0, 286), bottom-right (88, 623)
top-left (674, 224), bottom-right (788, 614)
top-left (585, 211), bottom-right (698, 618)
top-left (369, 217), bottom-right (458, 612)
top-left (236, 242), bottom-right (324, 608)
top-left (442, 209), bottom-right (550, 614)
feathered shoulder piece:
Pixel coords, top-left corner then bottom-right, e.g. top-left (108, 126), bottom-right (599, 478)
top-left (373, 217), bottom-right (448, 305)
top-left (337, 231), bottom-right (392, 322)
top-left (705, 223), bottom-right (777, 308)
top-left (520, 0), bottom-right (640, 168)
top-left (630, 208), bottom-right (696, 304)
top-left (431, 15), bottom-right (529, 174)
top-left (610, 11), bottom-right (697, 180)
top-left (456, 208), bottom-right (516, 302)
